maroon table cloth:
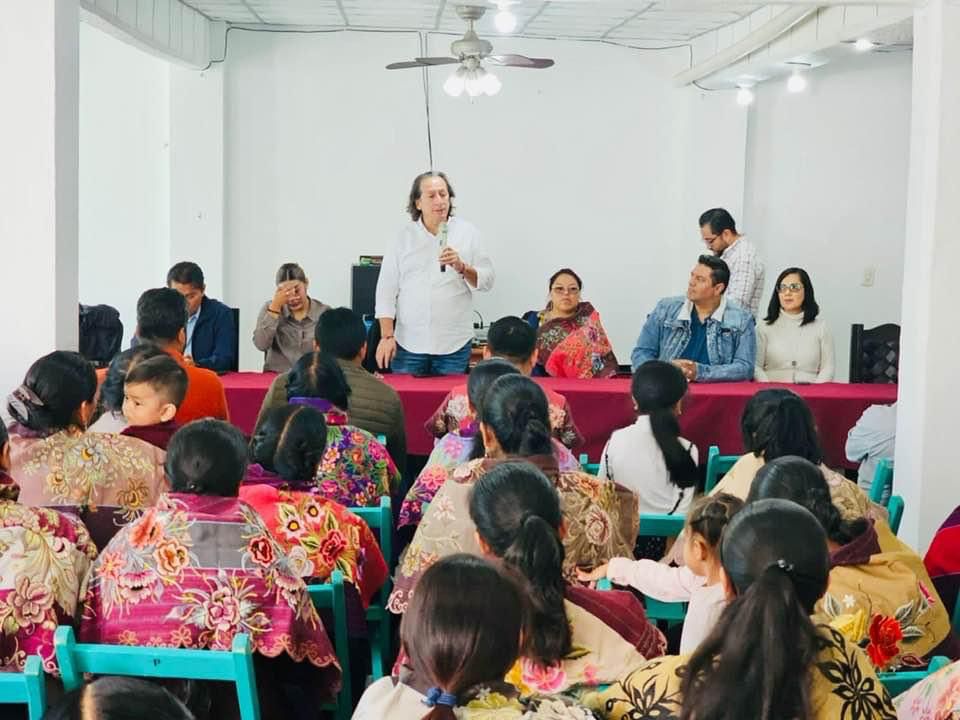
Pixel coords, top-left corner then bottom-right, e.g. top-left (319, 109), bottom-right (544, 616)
top-left (221, 373), bottom-right (897, 469)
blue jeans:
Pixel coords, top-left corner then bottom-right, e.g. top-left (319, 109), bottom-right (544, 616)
top-left (392, 340), bottom-right (472, 375)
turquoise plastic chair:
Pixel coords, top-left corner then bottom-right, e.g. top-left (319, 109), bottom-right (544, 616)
top-left (376, 434), bottom-right (387, 446)
top-left (705, 445), bottom-right (739, 493)
top-left (888, 495), bottom-right (905, 535)
top-left (578, 453), bottom-right (600, 476)
top-left (878, 656), bottom-right (949, 697)
top-left (349, 496), bottom-right (393, 680)
top-left (55, 626), bottom-right (261, 720)
top-left (0, 655), bottom-right (45, 720)
top-left (308, 570), bottom-right (350, 720)
top-left (637, 513), bottom-right (688, 623)
top-left (869, 458), bottom-right (894, 506)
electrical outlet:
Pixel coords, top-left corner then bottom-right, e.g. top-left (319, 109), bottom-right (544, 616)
top-left (862, 266), bottom-right (877, 287)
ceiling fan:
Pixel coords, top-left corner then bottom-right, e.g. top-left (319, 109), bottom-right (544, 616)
top-left (386, 4), bottom-right (555, 97)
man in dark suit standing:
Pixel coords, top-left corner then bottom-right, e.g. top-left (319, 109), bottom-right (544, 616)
top-left (166, 261), bottom-right (237, 372)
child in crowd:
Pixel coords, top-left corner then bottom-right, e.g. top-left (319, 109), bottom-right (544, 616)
top-left (120, 354), bottom-right (188, 450)
top-left (579, 493), bottom-right (744, 654)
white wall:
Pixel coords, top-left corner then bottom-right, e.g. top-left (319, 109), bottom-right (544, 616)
top-left (744, 50), bottom-right (912, 379)
top-left (223, 30), bottom-right (746, 370)
top-left (79, 21), bottom-right (171, 346)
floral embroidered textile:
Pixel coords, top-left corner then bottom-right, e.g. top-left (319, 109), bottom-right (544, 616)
top-left (527, 303), bottom-right (618, 379)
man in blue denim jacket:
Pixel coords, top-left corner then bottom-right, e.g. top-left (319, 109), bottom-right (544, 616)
top-left (631, 255), bottom-right (756, 382)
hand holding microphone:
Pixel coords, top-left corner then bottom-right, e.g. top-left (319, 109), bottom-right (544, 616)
top-left (438, 222), bottom-right (466, 274)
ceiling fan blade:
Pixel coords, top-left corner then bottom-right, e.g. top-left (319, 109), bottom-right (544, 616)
top-left (386, 60), bottom-right (428, 69)
top-left (487, 54), bottom-right (555, 69)
top-left (414, 56), bottom-right (461, 66)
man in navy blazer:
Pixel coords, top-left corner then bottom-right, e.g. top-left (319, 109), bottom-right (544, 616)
top-left (166, 262), bottom-right (237, 372)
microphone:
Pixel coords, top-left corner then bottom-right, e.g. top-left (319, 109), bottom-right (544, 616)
top-left (439, 221), bottom-right (448, 273)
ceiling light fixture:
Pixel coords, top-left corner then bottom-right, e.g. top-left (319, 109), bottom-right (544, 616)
top-left (736, 86), bottom-right (755, 106)
top-left (494, 8), bottom-right (517, 33)
top-left (445, 64), bottom-right (501, 98)
top-left (785, 62), bottom-right (811, 93)
top-left (854, 38), bottom-right (876, 52)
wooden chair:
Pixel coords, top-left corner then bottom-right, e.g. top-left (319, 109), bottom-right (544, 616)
top-left (869, 458), bottom-right (894, 506)
top-left (878, 656), bottom-right (949, 697)
top-left (888, 495), bottom-right (905, 535)
top-left (0, 656), bottom-right (45, 720)
top-left (705, 445), bottom-right (739, 493)
top-left (54, 626), bottom-right (261, 720)
top-left (307, 570), bottom-right (351, 720)
top-left (349, 496), bottom-right (393, 680)
top-left (637, 513), bottom-right (688, 624)
top-left (849, 323), bottom-right (900, 383)
top-left (229, 307), bottom-right (240, 372)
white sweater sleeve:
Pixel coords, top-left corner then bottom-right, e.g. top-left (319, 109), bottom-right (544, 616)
top-left (606, 557), bottom-right (706, 602)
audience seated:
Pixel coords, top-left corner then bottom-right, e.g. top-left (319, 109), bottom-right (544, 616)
top-left (470, 462), bottom-right (664, 694)
top-left (846, 401), bottom-right (897, 496)
top-left (0, 421), bottom-right (97, 673)
top-left (522, 268), bottom-right (619, 378)
top-left (285, 352), bottom-right (400, 507)
top-left (390, 375), bottom-right (639, 614)
top-left (78, 420), bottom-right (341, 711)
top-left (136, 288), bottom-right (229, 423)
top-left (588, 498), bottom-right (896, 719)
top-left (924, 504), bottom-right (960, 627)
top-left (45, 676), bottom-right (195, 720)
top-left (756, 267), bottom-right (835, 383)
top-left (7, 351), bottom-right (168, 549)
top-left (426, 315), bottom-right (583, 448)
top-left (580, 493), bottom-right (743, 655)
top-left (89, 344), bottom-right (169, 433)
top-left (630, 255), bottom-right (756, 382)
top-left (598, 360), bottom-right (699, 516)
top-left (254, 263), bottom-right (329, 373)
top-left (748, 456), bottom-right (955, 667)
top-left (399, 359), bottom-right (579, 529)
top-left (240, 404), bottom-right (388, 607)
top-left (118, 353), bottom-right (187, 451)
top-left (355, 554), bottom-right (596, 719)
top-left (167, 261), bottom-right (237, 372)
top-left (253, 306), bottom-right (407, 475)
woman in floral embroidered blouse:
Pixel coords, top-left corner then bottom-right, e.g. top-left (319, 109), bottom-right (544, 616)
top-left (0, 421), bottom-right (98, 674)
top-left (355, 554), bottom-right (596, 720)
top-left (286, 351), bottom-right (400, 507)
top-left (399, 359), bottom-right (580, 529)
top-left (748, 457), bottom-right (955, 671)
top-left (241, 403), bottom-right (388, 608)
top-left (471, 462), bottom-right (663, 696)
top-left (588, 499), bottom-right (896, 720)
top-left (79, 420), bottom-right (341, 714)
top-left (7, 351), bottom-right (168, 549)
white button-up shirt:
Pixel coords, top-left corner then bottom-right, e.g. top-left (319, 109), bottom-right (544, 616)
top-left (720, 237), bottom-right (765, 315)
top-left (375, 217), bottom-right (495, 355)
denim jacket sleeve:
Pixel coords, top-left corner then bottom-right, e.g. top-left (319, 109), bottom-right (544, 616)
top-left (696, 307), bottom-right (757, 382)
top-left (631, 302), bottom-right (667, 370)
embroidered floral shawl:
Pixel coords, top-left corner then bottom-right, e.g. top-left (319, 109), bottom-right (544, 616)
top-left (0, 472), bottom-right (98, 674)
top-left (78, 492), bottom-right (341, 692)
top-left (586, 627), bottom-right (896, 720)
top-left (398, 434), bottom-right (581, 529)
top-left (8, 429), bottom-right (168, 549)
top-left (238, 479), bottom-right (388, 607)
top-left (894, 657), bottom-right (960, 716)
top-left (425, 383), bottom-right (584, 449)
top-left (389, 456), bottom-right (639, 614)
top-left (817, 519), bottom-right (952, 671)
top-left (532, 303), bottom-right (618, 379)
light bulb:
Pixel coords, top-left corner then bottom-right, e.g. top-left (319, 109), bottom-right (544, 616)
top-left (465, 68), bottom-right (484, 97)
top-left (482, 72), bottom-right (502, 96)
top-left (787, 72), bottom-right (807, 93)
top-left (494, 9), bottom-right (517, 33)
top-left (736, 87), bottom-right (754, 106)
top-left (444, 68), bottom-right (465, 97)
top-left (854, 38), bottom-right (875, 52)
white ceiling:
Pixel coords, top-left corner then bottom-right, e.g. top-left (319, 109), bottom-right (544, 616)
top-left (179, 0), bottom-right (764, 46)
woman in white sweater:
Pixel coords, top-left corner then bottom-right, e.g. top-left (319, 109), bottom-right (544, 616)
top-left (756, 267), bottom-right (835, 383)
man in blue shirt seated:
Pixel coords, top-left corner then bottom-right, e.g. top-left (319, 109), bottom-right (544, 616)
top-left (631, 255), bottom-right (756, 382)
top-left (166, 261), bottom-right (237, 372)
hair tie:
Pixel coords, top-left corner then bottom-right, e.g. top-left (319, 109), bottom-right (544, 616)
top-left (423, 688), bottom-right (457, 708)
top-left (770, 558), bottom-right (794, 574)
top-left (6, 385), bottom-right (44, 420)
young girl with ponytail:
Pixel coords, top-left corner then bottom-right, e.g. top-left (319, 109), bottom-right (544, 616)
top-left (353, 554), bottom-right (595, 719)
top-left (749, 456), bottom-right (956, 670)
top-left (591, 498), bottom-right (896, 720)
top-left (579, 492), bottom-right (743, 654)
top-left (470, 462), bottom-right (664, 695)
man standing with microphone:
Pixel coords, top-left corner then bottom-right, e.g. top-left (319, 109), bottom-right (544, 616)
top-left (375, 171), bottom-right (495, 374)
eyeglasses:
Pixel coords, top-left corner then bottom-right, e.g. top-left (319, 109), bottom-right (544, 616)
top-left (551, 286), bottom-right (581, 296)
top-left (778, 283), bottom-right (804, 293)
top-left (703, 235), bottom-right (720, 245)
